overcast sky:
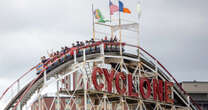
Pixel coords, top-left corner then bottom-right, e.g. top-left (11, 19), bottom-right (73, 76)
top-left (0, 0), bottom-right (208, 99)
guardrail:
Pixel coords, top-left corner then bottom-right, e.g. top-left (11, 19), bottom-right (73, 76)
top-left (126, 43), bottom-right (201, 110)
top-left (0, 41), bottom-right (201, 110)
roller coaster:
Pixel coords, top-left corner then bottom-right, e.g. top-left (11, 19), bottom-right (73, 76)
top-left (0, 40), bottom-right (202, 110)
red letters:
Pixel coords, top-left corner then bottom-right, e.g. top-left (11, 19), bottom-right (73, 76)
top-left (140, 77), bottom-right (151, 99)
top-left (103, 68), bottom-right (115, 93)
top-left (153, 79), bottom-right (163, 101)
top-left (165, 81), bottom-right (174, 104)
top-left (115, 72), bottom-right (126, 95)
top-left (128, 74), bottom-right (138, 97)
top-left (92, 67), bottom-right (104, 91)
top-left (91, 67), bottom-right (174, 104)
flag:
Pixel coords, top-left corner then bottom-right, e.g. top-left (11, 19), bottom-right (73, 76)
top-left (109, 1), bottom-right (119, 15)
top-left (94, 9), bottom-right (109, 23)
top-left (111, 23), bottom-right (139, 32)
top-left (136, 2), bottom-right (142, 18)
top-left (98, 19), bottom-right (107, 23)
top-left (119, 1), bottom-right (131, 14)
top-left (94, 9), bottom-right (104, 20)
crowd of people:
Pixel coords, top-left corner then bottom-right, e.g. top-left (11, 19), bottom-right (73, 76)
top-left (36, 36), bottom-right (120, 74)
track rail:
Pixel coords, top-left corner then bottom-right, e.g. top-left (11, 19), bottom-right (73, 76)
top-left (0, 42), bottom-right (201, 110)
top-left (0, 68), bottom-right (35, 100)
top-left (126, 43), bottom-right (201, 110)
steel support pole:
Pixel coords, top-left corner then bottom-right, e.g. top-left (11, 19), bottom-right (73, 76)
top-left (139, 100), bottom-right (143, 110)
top-left (83, 70), bottom-right (88, 110)
top-left (57, 78), bottom-right (60, 110)
top-left (101, 43), bottom-right (104, 55)
top-left (104, 94), bottom-right (107, 110)
top-left (120, 97), bottom-right (124, 110)
top-left (38, 89), bottom-right (41, 110)
top-left (101, 43), bottom-right (105, 65)
top-left (83, 49), bottom-right (87, 110)
top-left (187, 96), bottom-right (190, 108)
top-left (83, 49), bottom-right (86, 61)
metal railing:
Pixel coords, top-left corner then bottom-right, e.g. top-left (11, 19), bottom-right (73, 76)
top-left (0, 41), bottom-right (201, 110)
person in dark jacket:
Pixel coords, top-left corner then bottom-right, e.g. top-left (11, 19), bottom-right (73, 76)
top-left (41, 56), bottom-right (47, 63)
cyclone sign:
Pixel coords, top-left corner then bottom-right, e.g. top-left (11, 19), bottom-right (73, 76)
top-left (92, 67), bottom-right (174, 104)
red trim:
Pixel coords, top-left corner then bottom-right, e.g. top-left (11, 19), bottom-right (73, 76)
top-left (13, 71), bottom-right (45, 110)
top-left (126, 43), bottom-right (201, 110)
top-left (0, 68), bottom-right (35, 100)
top-left (73, 72), bottom-right (76, 90)
top-left (2, 42), bottom-right (201, 110)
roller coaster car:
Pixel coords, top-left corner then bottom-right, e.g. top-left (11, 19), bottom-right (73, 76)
top-left (36, 42), bottom-right (124, 75)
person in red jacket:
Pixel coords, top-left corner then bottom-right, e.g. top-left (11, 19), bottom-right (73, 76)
top-left (70, 43), bottom-right (78, 56)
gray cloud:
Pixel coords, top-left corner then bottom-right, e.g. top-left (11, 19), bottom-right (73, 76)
top-left (140, 0), bottom-right (208, 81)
top-left (0, 0), bottom-right (208, 97)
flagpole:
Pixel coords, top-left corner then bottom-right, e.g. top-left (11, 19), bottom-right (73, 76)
top-left (119, 11), bottom-right (122, 55)
top-left (137, 5), bottom-right (140, 62)
top-left (109, 0), bottom-right (112, 23)
top-left (92, 3), bottom-right (95, 40)
top-left (118, 1), bottom-right (124, 71)
top-left (137, 1), bottom-right (142, 76)
top-left (119, 2), bottom-right (122, 57)
top-left (137, 1), bottom-right (141, 49)
top-left (109, 0), bottom-right (114, 39)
